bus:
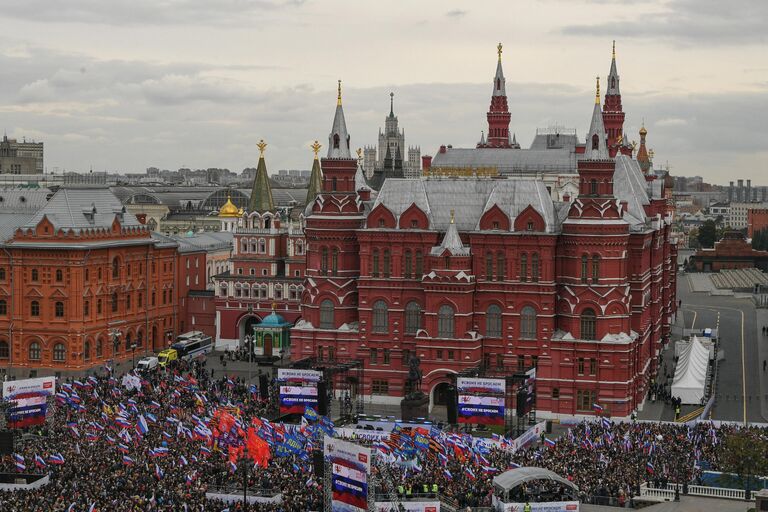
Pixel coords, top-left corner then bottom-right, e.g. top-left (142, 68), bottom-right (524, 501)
top-left (171, 331), bottom-right (213, 361)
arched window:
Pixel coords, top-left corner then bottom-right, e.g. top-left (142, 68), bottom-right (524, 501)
top-left (590, 179), bottom-right (598, 195)
top-left (591, 133), bottom-right (599, 150)
top-left (404, 301), bottom-right (421, 335)
top-left (333, 133), bottom-right (340, 149)
top-left (485, 252), bottom-right (494, 281)
top-left (520, 254), bottom-right (528, 282)
top-left (53, 343), bottom-right (65, 362)
top-left (531, 253), bottom-right (540, 282)
top-left (404, 250), bottom-right (412, 279)
top-left (259, 239), bottom-right (266, 253)
top-left (496, 78), bottom-right (501, 91)
top-left (55, 269), bottom-right (63, 282)
top-left (581, 308), bottom-right (597, 340)
top-left (0, 300), bottom-right (6, 316)
top-left (125, 332), bottom-right (132, 351)
top-left (0, 268), bottom-right (5, 280)
top-left (437, 305), bottom-right (455, 338)
top-left (581, 254), bottom-right (588, 283)
top-left (137, 331), bottom-right (143, 347)
top-left (264, 216), bottom-right (271, 229)
top-left (112, 257), bottom-right (120, 279)
top-left (0, 340), bottom-right (8, 359)
top-left (372, 249), bottom-right (380, 278)
top-left (383, 250), bottom-right (391, 278)
top-left (319, 300), bottom-right (335, 330)
top-left (96, 338), bottom-right (103, 358)
top-left (497, 252), bottom-right (506, 280)
top-left (520, 306), bottom-right (537, 340)
top-left (415, 250), bottom-right (423, 276)
top-left (486, 305), bottom-right (502, 338)
top-left (84, 340), bottom-right (91, 360)
top-left (372, 300), bottom-right (388, 333)
top-left (84, 300), bottom-right (90, 316)
top-left (592, 255), bottom-right (600, 284)
top-left (111, 292), bottom-right (118, 313)
top-left (611, 77), bottom-right (616, 89)
top-left (332, 248), bottom-right (338, 276)
top-left (55, 301), bottom-right (64, 317)
top-left (241, 239), bottom-right (247, 253)
top-left (30, 300), bottom-right (40, 317)
top-left (321, 247), bottom-right (328, 275)
top-left (29, 342), bottom-right (41, 360)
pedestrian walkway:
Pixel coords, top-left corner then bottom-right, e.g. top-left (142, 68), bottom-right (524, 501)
top-left (687, 273), bottom-right (716, 293)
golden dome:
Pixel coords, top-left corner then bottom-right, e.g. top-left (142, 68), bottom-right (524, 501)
top-left (218, 194), bottom-right (240, 218)
top-left (639, 125), bottom-right (647, 136)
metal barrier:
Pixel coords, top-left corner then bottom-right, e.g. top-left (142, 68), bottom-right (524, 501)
top-left (640, 483), bottom-right (747, 502)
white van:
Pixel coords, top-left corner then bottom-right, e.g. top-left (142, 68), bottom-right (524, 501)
top-left (136, 356), bottom-right (159, 372)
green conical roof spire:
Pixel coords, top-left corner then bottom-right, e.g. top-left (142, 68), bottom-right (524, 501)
top-left (249, 139), bottom-right (274, 212)
top-left (306, 140), bottom-right (324, 205)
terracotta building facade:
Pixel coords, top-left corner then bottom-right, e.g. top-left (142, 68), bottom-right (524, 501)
top-left (0, 188), bottom-right (180, 377)
top-left (292, 49), bottom-right (677, 419)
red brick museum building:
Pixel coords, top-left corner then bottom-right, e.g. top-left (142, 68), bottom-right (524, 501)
top-left (292, 46), bottom-right (677, 418)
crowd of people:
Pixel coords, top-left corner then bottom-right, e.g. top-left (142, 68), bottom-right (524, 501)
top-left (0, 357), bottom-right (763, 511)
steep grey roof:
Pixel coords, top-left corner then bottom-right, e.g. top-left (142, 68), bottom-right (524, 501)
top-left (582, 100), bottom-right (610, 160)
top-left (614, 155), bottom-right (650, 226)
top-left (327, 102), bottom-right (351, 159)
top-left (0, 213), bottom-right (37, 242)
top-left (431, 147), bottom-right (576, 174)
top-left (372, 178), bottom-right (558, 233)
top-left (432, 219), bottom-right (469, 256)
top-left (0, 188), bottom-right (52, 213)
top-left (22, 188), bottom-right (143, 233)
top-left (528, 132), bottom-right (579, 151)
top-left (607, 47), bottom-right (620, 96)
top-left (169, 231), bottom-right (234, 253)
top-left (492, 56), bottom-right (506, 97)
top-left (355, 163), bottom-right (369, 193)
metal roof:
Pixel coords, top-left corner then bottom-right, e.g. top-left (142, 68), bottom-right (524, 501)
top-left (431, 147), bottom-right (576, 174)
top-left (22, 188), bottom-right (144, 233)
top-left (169, 231), bottom-right (234, 253)
top-left (613, 155), bottom-right (651, 227)
top-left (372, 177), bottom-right (558, 233)
top-left (493, 467), bottom-right (579, 492)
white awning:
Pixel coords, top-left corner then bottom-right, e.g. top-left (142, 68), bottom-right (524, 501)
top-left (671, 336), bottom-right (710, 404)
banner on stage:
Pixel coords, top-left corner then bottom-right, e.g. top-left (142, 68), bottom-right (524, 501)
top-left (324, 435), bottom-right (371, 512)
top-left (279, 385), bottom-right (318, 415)
top-left (457, 395), bottom-right (505, 425)
top-left (277, 369), bottom-right (322, 382)
top-left (457, 377), bottom-right (506, 395)
top-left (2, 376), bottom-right (56, 428)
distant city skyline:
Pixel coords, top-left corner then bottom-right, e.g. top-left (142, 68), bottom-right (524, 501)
top-left (0, 0), bottom-right (764, 183)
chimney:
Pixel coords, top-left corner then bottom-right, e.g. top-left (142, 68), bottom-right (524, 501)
top-left (439, 145), bottom-right (447, 154)
top-left (358, 187), bottom-right (371, 201)
top-left (422, 155), bottom-right (432, 172)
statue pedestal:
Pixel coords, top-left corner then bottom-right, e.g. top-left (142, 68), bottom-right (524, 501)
top-left (400, 392), bottom-right (429, 421)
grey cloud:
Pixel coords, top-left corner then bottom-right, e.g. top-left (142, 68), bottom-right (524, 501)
top-left (561, 0), bottom-right (768, 45)
top-left (0, 0), bottom-right (303, 26)
top-left (446, 9), bottom-right (468, 18)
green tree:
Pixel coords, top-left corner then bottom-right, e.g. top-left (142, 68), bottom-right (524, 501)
top-left (697, 220), bottom-right (717, 248)
top-left (718, 429), bottom-right (768, 499)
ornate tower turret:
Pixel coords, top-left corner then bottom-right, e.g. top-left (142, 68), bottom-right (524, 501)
top-left (479, 43), bottom-right (512, 148)
top-left (636, 124), bottom-right (651, 174)
top-left (249, 140), bottom-right (275, 213)
top-left (306, 141), bottom-right (324, 205)
top-left (603, 41), bottom-right (627, 155)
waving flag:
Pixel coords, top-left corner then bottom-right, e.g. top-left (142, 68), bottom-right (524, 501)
top-left (179, 455), bottom-right (188, 467)
top-left (122, 455), bottom-right (135, 466)
top-left (592, 403), bottom-right (604, 413)
top-left (443, 468), bottom-right (453, 480)
top-left (48, 453), bottom-right (65, 465)
top-left (13, 454), bottom-right (25, 471)
top-left (117, 443), bottom-right (130, 454)
top-left (228, 460), bottom-right (237, 474)
top-left (646, 461), bottom-right (655, 474)
top-left (136, 414), bottom-right (149, 436)
top-left (601, 416), bottom-right (611, 429)
top-left (34, 454), bottom-right (47, 468)
top-left (154, 464), bottom-right (164, 480)
top-left (544, 437), bottom-right (556, 448)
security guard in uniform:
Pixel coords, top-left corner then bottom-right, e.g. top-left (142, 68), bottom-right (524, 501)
top-left (524, 501), bottom-right (532, 512)
top-left (397, 484), bottom-right (405, 497)
top-left (431, 483), bottom-right (438, 496)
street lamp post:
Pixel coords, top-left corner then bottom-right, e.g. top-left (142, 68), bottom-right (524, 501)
top-left (247, 305), bottom-right (254, 384)
top-left (109, 329), bottom-right (122, 367)
top-left (131, 343), bottom-right (138, 369)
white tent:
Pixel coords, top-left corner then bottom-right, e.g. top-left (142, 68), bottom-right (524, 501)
top-left (671, 336), bottom-right (710, 404)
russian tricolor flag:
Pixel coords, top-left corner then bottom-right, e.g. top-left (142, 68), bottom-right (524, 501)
top-left (136, 414), bottom-right (149, 436)
top-left (544, 437), bottom-right (556, 448)
top-left (48, 453), bottom-right (65, 465)
top-left (592, 403), bottom-right (604, 413)
top-left (34, 454), bottom-right (47, 468)
top-left (154, 464), bottom-right (164, 480)
top-left (646, 461), bottom-right (655, 474)
top-left (122, 455), bottom-right (135, 466)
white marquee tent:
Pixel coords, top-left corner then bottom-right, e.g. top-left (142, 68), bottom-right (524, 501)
top-left (671, 336), bottom-right (710, 404)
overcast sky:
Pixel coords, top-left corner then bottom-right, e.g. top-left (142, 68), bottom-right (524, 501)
top-left (0, 0), bottom-right (765, 184)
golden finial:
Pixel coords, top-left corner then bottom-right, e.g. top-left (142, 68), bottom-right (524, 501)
top-left (450, 209), bottom-right (455, 224)
top-left (257, 139), bottom-right (267, 157)
top-left (356, 148), bottom-right (363, 162)
top-left (337, 80), bottom-right (342, 106)
top-left (595, 76), bottom-right (600, 104)
top-left (612, 40), bottom-right (616, 60)
top-left (616, 133), bottom-right (624, 145)
top-left (497, 42), bottom-right (503, 62)
top-left (311, 140), bottom-right (322, 159)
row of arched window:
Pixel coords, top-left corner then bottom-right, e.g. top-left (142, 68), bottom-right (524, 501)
top-left (320, 247), bottom-right (339, 276)
top-left (519, 253), bottom-right (540, 282)
top-left (240, 238), bottom-right (268, 254)
top-left (0, 330), bottom-right (148, 363)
